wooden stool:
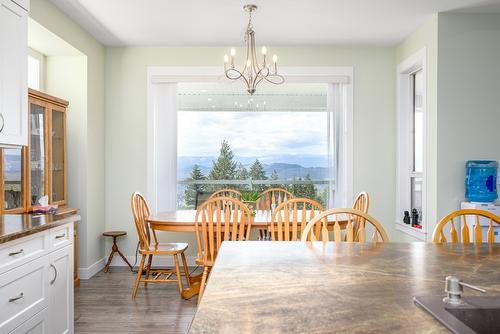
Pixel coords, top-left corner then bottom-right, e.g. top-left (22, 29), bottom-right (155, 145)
top-left (103, 231), bottom-right (132, 272)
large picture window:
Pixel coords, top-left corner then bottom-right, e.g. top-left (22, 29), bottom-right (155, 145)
top-left (176, 82), bottom-right (329, 208)
top-left (147, 67), bottom-right (353, 213)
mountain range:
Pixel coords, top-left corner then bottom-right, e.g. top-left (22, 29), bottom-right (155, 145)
top-left (178, 155), bottom-right (328, 180)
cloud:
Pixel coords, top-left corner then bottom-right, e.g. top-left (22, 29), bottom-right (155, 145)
top-left (178, 111), bottom-right (327, 157)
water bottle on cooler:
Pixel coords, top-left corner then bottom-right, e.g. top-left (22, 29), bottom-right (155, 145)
top-left (465, 160), bottom-right (498, 203)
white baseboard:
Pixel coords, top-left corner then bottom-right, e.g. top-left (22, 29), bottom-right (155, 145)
top-left (109, 254), bottom-right (198, 268)
top-left (78, 258), bottom-right (106, 280)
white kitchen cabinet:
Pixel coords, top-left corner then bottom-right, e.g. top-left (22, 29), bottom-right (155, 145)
top-left (48, 245), bottom-right (73, 334)
top-left (0, 255), bottom-right (49, 333)
top-left (0, 0), bottom-right (28, 146)
top-left (9, 308), bottom-right (49, 334)
top-left (1, 220), bottom-right (76, 334)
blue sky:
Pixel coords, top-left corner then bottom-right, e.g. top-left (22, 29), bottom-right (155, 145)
top-left (177, 111), bottom-right (328, 158)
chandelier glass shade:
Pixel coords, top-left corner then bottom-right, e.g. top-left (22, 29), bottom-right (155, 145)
top-left (223, 4), bottom-right (284, 95)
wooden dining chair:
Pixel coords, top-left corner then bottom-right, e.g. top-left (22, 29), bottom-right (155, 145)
top-left (208, 188), bottom-right (242, 200)
top-left (432, 209), bottom-right (500, 244)
top-left (256, 188), bottom-right (293, 211)
top-left (352, 192), bottom-right (370, 212)
top-left (195, 197), bottom-right (252, 302)
top-left (351, 192), bottom-right (370, 241)
top-left (256, 188), bottom-right (293, 239)
top-left (269, 198), bottom-right (324, 241)
top-left (130, 192), bottom-right (191, 299)
top-left (301, 208), bottom-right (388, 242)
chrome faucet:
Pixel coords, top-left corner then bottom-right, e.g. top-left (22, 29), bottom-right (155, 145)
top-left (443, 276), bottom-right (487, 305)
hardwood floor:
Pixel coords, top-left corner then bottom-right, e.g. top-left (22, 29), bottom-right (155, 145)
top-left (75, 267), bottom-right (199, 333)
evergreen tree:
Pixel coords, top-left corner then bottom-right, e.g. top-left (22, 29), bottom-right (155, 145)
top-left (184, 164), bottom-right (206, 208)
top-left (249, 159), bottom-right (267, 191)
top-left (208, 140), bottom-right (237, 190)
top-left (289, 174), bottom-right (317, 201)
top-left (270, 169), bottom-right (282, 190)
top-left (249, 159), bottom-right (267, 180)
top-left (302, 174), bottom-right (317, 200)
top-left (235, 163), bottom-right (250, 191)
top-left (236, 163), bottom-right (249, 180)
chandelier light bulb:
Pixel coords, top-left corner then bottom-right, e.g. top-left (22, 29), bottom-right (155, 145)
top-left (224, 54), bottom-right (229, 63)
top-left (261, 46), bottom-right (267, 55)
top-left (272, 54), bottom-right (278, 63)
top-left (230, 48), bottom-right (236, 57)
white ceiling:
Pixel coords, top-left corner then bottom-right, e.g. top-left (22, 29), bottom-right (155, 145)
top-left (50, 0), bottom-right (500, 47)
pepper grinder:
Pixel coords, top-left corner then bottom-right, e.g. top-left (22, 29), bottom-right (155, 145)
top-left (411, 208), bottom-right (419, 227)
top-left (403, 211), bottom-right (411, 224)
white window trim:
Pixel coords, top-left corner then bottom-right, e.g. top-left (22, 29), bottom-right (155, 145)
top-left (396, 48), bottom-right (428, 240)
top-left (146, 66), bottom-right (354, 213)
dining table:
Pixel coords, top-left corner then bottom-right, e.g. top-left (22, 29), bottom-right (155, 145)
top-left (188, 241), bottom-right (500, 333)
top-left (147, 209), bottom-right (346, 232)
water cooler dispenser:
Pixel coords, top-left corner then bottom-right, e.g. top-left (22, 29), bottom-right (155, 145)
top-left (462, 160), bottom-right (499, 242)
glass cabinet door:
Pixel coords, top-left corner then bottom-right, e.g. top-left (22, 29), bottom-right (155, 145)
top-left (29, 101), bottom-right (47, 207)
top-left (2, 148), bottom-right (24, 211)
top-left (51, 108), bottom-right (66, 204)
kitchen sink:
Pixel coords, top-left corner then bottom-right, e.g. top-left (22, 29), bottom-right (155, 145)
top-left (414, 296), bottom-right (500, 334)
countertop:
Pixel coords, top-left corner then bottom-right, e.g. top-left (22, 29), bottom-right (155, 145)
top-left (189, 241), bottom-right (500, 333)
top-left (0, 211), bottom-right (80, 244)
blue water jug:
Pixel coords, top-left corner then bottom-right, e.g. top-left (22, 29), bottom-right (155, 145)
top-left (465, 160), bottom-right (498, 202)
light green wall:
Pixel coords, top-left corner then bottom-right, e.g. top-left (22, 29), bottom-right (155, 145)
top-left (394, 15), bottom-right (438, 241)
top-left (105, 46), bottom-right (396, 257)
top-left (30, 0), bottom-right (106, 268)
top-left (395, 13), bottom-right (500, 241)
top-left (437, 13), bottom-right (500, 218)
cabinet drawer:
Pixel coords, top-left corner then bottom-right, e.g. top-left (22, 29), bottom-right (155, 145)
top-left (50, 224), bottom-right (72, 250)
top-left (0, 257), bottom-right (48, 333)
top-left (10, 308), bottom-right (48, 334)
top-left (0, 233), bottom-right (48, 275)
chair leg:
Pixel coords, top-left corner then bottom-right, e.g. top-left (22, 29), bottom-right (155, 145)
top-left (104, 250), bottom-right (115, 273)
top-left (132, 254), bottom-right (146, 299)
top-left (198, 266), bottom-right (210, 305)
top-left (117, 248), bottom-right (133, 271)
top-left (180, 252), bottom-right (191, 288)
top-left (144, 254), bottom-right (153, 287)
top-left (173, 254), bottom-right (184, 296)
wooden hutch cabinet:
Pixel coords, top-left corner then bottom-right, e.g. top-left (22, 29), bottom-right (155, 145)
top-left (0, 89), bottom-right (68, 212)
top-left (0, 88), bottom-right (79, 286)
top-left (27, 88), bottom-right (68, 209)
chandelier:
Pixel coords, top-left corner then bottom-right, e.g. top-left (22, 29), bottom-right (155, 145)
top-left (223, 4), bottom-right (284, 95)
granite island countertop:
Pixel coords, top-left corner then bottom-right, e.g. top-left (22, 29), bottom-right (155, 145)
top-left (189, 241), bottom-right (500, 333)
top-left (0, 212), bottom-right (81, 244)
